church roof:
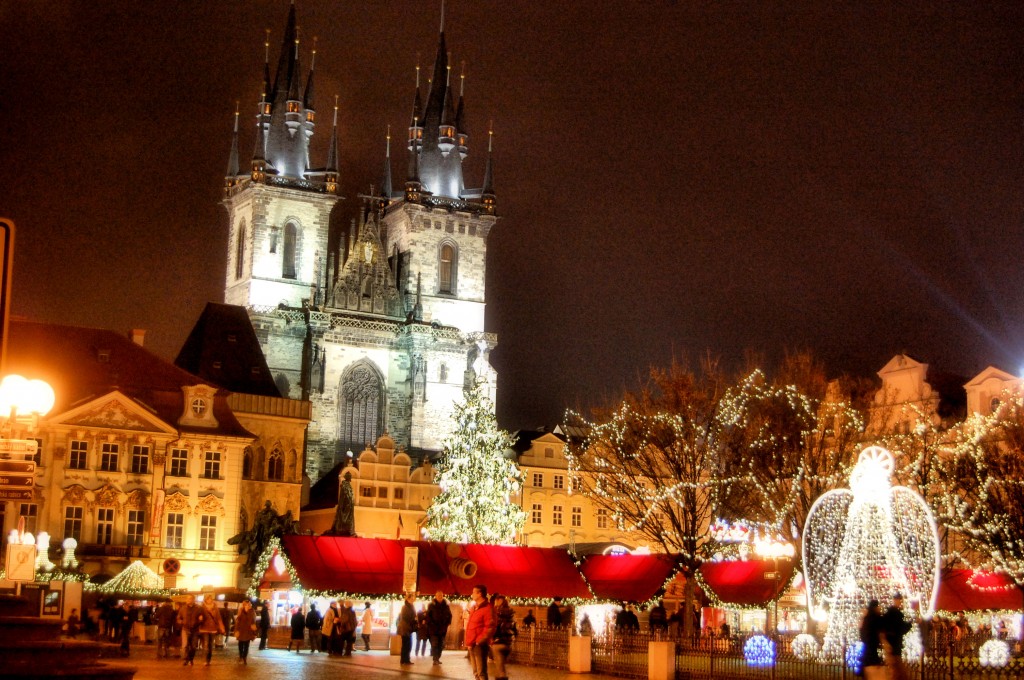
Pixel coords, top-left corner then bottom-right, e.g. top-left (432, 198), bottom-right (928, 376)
top-left (174, 302), bottom-right (280, 397)
top-left (7, 320), bottom-right (252, 438)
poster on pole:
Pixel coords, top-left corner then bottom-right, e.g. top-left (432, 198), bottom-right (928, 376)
top-left (402, 546), bottom-right (418, 594)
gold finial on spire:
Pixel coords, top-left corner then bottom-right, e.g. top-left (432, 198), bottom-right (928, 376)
top-left (311, 36), bottom-right (318, 68)
top-left (440, 0), bottom-right (446, 32)
top-left (386, 125), bottom-right (392, 156)
top-left (488, 121), bottom-right (494, 153)
top-left (264, 29), bottom-right (271, 62)
top-left (233, 102), bottom-right (240, 132)
top-left (460, 61), bottom-right (466, 97)
top-left (333, 95), bottom-right (339, 126)
top-left (416, 60), bottom-right (421, 89)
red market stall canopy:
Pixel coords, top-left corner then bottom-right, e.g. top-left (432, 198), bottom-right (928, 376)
top-left (936, 569), bottom-right (1024, 612)
top-left (697, 559), bottom-right (795, 607)
top-left (581, 553), bottom-right (678, 603)
top-left (259, 535), bottom-right (592, 601)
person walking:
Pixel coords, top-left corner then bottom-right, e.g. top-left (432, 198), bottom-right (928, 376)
top-left (648, 600), bottom-right (668, 635)
top-left (257, 602), bottom-right (271, 651)
top-left (491, 594), bottom-right (516, 680)
top-left (340, 601), bottom-right (358, 656)
top-left (360, 602), bottom-right (374, 652)
top-left (198, 598), bottom-right (226, 666)
top-left (545, 598), bottom-right (563, 629)
top-left (415, 608), bottom-right (429, 656)
top-left (178, 595), bottom-right (203, 666)
top-left (465, 585), bottom-right (494, 680)
top-left (154, 601), bottom-right (176, 659)
top-left (882, 594), bottom-right (913, 680)
top-left (321, 601), bottom-right (338, 655)
top-left (859, 600), bottom-right (886, 679)
top-left (305, 603), bottom-right (323, 654)
top-left (288, 607), bottom-right (305, 652)
top-left (426, 591), bottom-right (452, 665)
top-left (397, 594), bottom-right (417, 665)
top-left (233, 600), bottom-right (257, 665)
top-left (118, 601), bottom-right (135, 657)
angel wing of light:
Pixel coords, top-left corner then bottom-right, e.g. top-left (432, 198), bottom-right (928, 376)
top-left (802, 446), bottom-right (940, 659)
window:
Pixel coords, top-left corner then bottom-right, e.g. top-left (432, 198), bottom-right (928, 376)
top-left (339, 361), bottom-right (384, 451)
top-left (531, 504), bottom-right (542, 524)
top-left (100, 443), bottom-right (119, 472)
top-left (282, 222), bottom-right (297, 279)
top-left (267, 450), bottom-right (284, 481)
top-left (96, 507), bottom-right (114, 545)
top-left (202, 451), bottom-right (221, 479)
top-left (572, 507), bottom-right (582, 527)
top-left (360, 486), bottom-right (373, 498)
top-left (29, 438), bottom-right (42, 466)
top-left (235, 223), bottom-right (246, 280)
top-left (544, 447), bottom-right (554, 458)
top-left (200, 516), bottom-right (217, 551)
top-left (553, 505), bottom-right (563, 526)
top-left (19, 504), bottom-right (37, 534)
top-left (165, 513), bottom-right (184, 549)
top-left (532, 472), bottom-right (543, 487)
top-left (394, 488), bottom-right (404, 500)
top-left (597, 508), bottom-right (608, 529)
top-left (439, 364), bottom-right (448, 383)
top-left (64, 506), bottom-right (83, 542)
top-left (242, 448), bottom-right (253, 479)
top-left (377, 487), bottom-right (389, 499)
top-left (438, 243), bottom-right (456, 294)
top-left (130, 445), bottom-right (150, 474)
top-left (573, 477), bottom-right (583, 492)
top-left (169, 448), bottom-right (188, 477)
top-left (127, 510), bottom-right (145, 547)
top-left (191, 398), bottom-right (207, 417)
top-left (553, 475), bottom-right (565, 490)
top-left (69, 440), bottom-right (88, 470)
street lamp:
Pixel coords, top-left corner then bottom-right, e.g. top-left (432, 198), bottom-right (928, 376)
top-left (0, 374), bottom-right (55, 435)
top-left (754, 537), bottom-right (795, 635)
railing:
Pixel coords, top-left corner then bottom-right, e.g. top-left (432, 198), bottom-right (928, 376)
top-left (592, 628), bottom-right (659, 678)
top-left (508, 624), bottom-right (570, 670)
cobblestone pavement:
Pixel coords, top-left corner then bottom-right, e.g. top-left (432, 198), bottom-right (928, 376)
top-left (101, 645), bottom-right (612, 680)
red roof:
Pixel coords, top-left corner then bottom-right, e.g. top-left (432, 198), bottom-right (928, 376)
top-left (697, 559), bottom-right (795, 607)
top-left (580, 553), bottom-right (677, 602)
top-left (270, 536), bottom-right (591, 600)
top-left (936, 569), bottom-right (1024, 612)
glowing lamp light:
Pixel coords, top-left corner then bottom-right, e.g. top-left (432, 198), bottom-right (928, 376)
top-left (0, 375), bottom-right (55, 417)
top-left (979, 639), bottom-right (1010, 668)
top-left (743, 635), bottom-right (775, 666)
top-left (792, 634), bottom-right (819, 661)
top-left (272, 554), bottom-right (287, 575)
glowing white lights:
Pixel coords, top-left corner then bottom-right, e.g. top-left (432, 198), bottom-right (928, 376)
top-left (791, 633), bottom-right (819, 661)
top-left (0, 374), bottom-right (55, 418)
top-left (979, 639), bottom-right (1010, 668)
top-left (743, 634), bottom-right (775, 666)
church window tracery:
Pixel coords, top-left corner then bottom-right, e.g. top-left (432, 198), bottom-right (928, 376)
top-left (283, 223), bottom-right (297, 279)
top-left (339, 361), bottom-right (385, 451)
top-left (267, 449), bottom-right (284, 481)
top-left (439, 242), bottom-right (457, 294)
top-left (235, 221), bottom-right (246, 280)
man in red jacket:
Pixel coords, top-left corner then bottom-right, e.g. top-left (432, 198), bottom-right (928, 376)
top-left (464, 585), bottom-right (494, 680)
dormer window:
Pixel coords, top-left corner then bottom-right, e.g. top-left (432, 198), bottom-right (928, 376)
top-left (191, 398), bottom-right (208, 417)
top-left (179, 384), bottom-right (219, 429)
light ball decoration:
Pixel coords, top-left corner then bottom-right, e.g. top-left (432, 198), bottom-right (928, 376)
top-left (743, 634), bottom-right (776, 667)
top-left (845, 641), bottom-right (865, 674)
top-left (902, 629), bottom-right (922, 662)
top-left (791, 633), bottom-right (819, 661)
top-left (61, 538), bottom-right (79, 569)
top-left (979, 639), bottom-right (1010, 668)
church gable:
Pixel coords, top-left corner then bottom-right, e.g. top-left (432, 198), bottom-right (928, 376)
top-left (50, 391), bottom-right (176, 435)
top-left (327, 211), bottom-right (403, 317)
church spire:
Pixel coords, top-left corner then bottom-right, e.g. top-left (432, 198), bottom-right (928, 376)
top-left (380, 127), bottom-right (393, 200)
top-left (455, 62), bottom-right (468, 160)
top-left (325, 95), bottom-right (340, 194)
top-left (481, 126), bottom-right (496, 214)
top-left (225, 104), bottom-right (240, 189)
top-left (303, 36), bottom-right (317, 110)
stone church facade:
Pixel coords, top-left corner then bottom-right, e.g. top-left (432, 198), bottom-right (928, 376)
top-left (221, 5), bottom-right (498, 482)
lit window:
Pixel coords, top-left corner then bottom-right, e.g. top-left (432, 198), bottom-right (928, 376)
top-left (267, 450), bottom-right (284, 481)
top-left (573, 477), bottom-right (583, 492)
top-left (597, 509), bottom-right (608, 529)
top-left (339, 361), bottom-right (384, 451)
top-left (235, 223), bottom-right (246, 280)
top-left (553, 505), bottom-right (563, 526)
top-left (532, 472), bottom-right (543, 487)
top-left (191, 398), bottom-right (207, 417)
top-left (202, 451), bottom-right (221, 480)
top-left (360, 486), bottom-right (373, 498)
top-left (200, 515), bottom-right (217, 551)
top-left (282, 223), bottom-right (297, 279)
top-left (169, 448), bottom-right (189, 477)
top-left (69, 441), bottom-right (88, 470)
top-left (64, 506), bottom-right (83, 542)
top-left (553, 475), bottom-right (565, 490)
top-left (96, 508), bottom-right (114, 545)
top-left (394, 488), bottom-right (405, 500)
top-left (100, 443), bottom-right (119, 472)
top-left (127, 510), bottom-right (145, 547)
top-left (165, 513), bottom-right (184, 549)
top-left (531, 504), bottom-right (542, 524)
top-left (572, 507), bottom-right (582, 527)
top-left (130, 445), bottom-right (150, 474)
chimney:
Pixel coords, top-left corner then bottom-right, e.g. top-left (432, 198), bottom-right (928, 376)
top-left (129, 329), bottom-right (146, 347)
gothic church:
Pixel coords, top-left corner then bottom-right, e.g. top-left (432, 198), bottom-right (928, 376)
top-left (221, 5), bottom-right (499, 482)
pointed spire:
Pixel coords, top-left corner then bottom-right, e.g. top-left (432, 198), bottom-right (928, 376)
top-left (262, 29), bottom-right (272, 104)
top-left (287, 32), bottom-right (303, 103)
top-left (407, 126), bottom-right (421, 183)
top-left (380, 126), bottom-right (393, 200)
top-left (225, 103), bottom-right (240, 179)
top-left (326, 95), bottom-right (339, 173)
top-left (303, 36), bottom-right (317, 110)
top-left (481, 125), bottom-right (496, 213)
top-left (272, 2), bottom-right (297, 99)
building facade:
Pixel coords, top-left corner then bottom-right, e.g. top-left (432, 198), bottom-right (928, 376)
top-left (221, 5), bottom-right (499, 483)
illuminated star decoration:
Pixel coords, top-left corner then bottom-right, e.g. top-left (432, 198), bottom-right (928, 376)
top-left (803, 446), bottom-right (940, 661)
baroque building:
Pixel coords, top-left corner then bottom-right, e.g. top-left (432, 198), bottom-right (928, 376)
top-left (221, 5), bottom-right (499, 483)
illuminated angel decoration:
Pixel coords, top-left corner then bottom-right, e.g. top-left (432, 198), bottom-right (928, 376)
top-left (803, 446), bottom-right (939, 659)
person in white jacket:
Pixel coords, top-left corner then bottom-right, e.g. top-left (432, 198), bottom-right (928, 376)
top-left (360, 603), bottom-right (374, 651)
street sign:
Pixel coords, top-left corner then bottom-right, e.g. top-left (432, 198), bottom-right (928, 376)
top-left (0, 440), bottom-right (38, 456)
top-left (0, 460), bottom-right (34, 473)
top-left (0, 489), bottom-right (33, 501)
top-left (0, 474), bottom-right (33, 487)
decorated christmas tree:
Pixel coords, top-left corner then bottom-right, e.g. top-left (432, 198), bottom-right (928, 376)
top-left (426, 380), bottom-right (525, 544)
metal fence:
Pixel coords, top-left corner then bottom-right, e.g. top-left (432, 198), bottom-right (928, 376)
top-left (508, 625), bottom-right (571, 670)
top-left (591, 628), bottom-right (661, 678)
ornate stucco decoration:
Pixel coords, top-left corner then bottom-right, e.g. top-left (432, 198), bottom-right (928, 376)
top-left (196, 494), bottom-right (226, 518)
top-left (163, 492), bottom-right (192, 516)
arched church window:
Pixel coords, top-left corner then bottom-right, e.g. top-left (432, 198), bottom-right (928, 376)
top-left (439, 242), bottom-right (456, 294)
top-left (242, 447), bottom-right (253, 479)
top-left (339, 361), bottom-right (385, 452)
top-left (235, 222), bottom-right (246, 280)
top-left (267, 449), bottom-right (284, 481)
top-left (282, 222), bottom-right (297, 279)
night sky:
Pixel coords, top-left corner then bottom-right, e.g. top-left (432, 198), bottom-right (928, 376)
top-left (3, 2), bottom-right (1023, 430)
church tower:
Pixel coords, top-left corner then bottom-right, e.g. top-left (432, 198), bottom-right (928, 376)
top-left (221, 5), bottom-right (500, 483)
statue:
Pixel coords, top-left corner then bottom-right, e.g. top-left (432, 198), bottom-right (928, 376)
top-left (228, 500), bottom-right (299, 576)
top-left (330, 471), bottom-right (356, 537)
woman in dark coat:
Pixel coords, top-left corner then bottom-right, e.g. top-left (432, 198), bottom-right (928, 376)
top-left (288, 608), bottom-right (305, 652)
top-left (233, 601), bottom-right (258, 665)
top-left (491, 594), bottom-right (517, 680)
top-left (859, 600), bottom-right (886, 677)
